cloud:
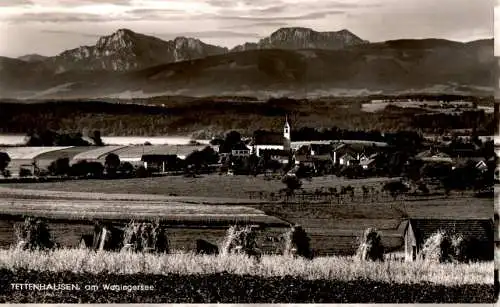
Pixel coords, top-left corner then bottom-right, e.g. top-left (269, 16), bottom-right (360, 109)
top-left (215, 10), bottom-right (346, 22)
top-left (0, 0), bottom-right (33, 6)
top-left (222, 21), bottom-right (291, 29)
top-left (6, 12), bottom-right (116, 23)
top-left (40, 29), bottom-right (102, 38)
top-left (153, 30), bottom-right (261, 39)
top-left (126, 8), bottom-right (193, 20)
top-left (44, 0), bottom-right (132, 6)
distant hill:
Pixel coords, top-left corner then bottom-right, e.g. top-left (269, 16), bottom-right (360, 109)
top-left (17, 54), bottom-right (48, 63)
top-left (0, 27), bottom-right (493, 99)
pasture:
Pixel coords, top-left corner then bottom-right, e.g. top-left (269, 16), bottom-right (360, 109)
top-left (0, 174), bottom-right (396, 199)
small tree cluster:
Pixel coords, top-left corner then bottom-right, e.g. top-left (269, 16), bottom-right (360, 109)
top-left (356, 228), bottom-right (384, 262)
top-left (283, 224), bottom-right (313, 259)
top-left (14, 217), bottom-right (55, 250)
top-left (121, 221), bottom-right (169, 253)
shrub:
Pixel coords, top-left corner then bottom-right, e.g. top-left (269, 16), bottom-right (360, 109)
top-left (119, 162), bottom-right (135, 175)
top-left (48, 157), bottom-right (70, 176)
top-left (282, 174), bottom-right (302, 194)
top-left (19, 168), bottom-right (32, 177)
top-left (356, 228), bottom-right (384, 262)
top-left (122, 221), bottom-right (169, 253)
top-left (14, 217), bottom-right (55, 250)
top-left (135, 166), bottom-right (150, 178)
top-left (283, 224), bottom-right (313, 259)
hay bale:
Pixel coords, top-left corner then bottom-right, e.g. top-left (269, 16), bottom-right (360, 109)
top-left (14, 217), bottom-right (55, 250)
top-left (121, 221), bottom-right (169, 253)
top-left (356, 228), bottom-right (384, 262)
top-left (419, 230), bottom-right (454, 263)
top-left (220, 225), bottom-right (260, 260)
top-left (283, 225), bottom-right (312, 259)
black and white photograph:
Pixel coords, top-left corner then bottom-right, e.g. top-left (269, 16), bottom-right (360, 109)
top-left (0, 0), bottom-right (497, 303)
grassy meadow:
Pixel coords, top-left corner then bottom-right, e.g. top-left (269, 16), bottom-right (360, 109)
top-left (0, 174), bottom-right (394, 199)
top-left (0, 248), bottom-right (493, 285)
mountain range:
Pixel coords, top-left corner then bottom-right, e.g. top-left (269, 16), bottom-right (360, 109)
top-left (0, 27), bottom-right (494, 99)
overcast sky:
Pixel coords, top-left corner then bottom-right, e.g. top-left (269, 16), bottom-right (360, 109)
top-left (0, 0), bottom-right (494, 57)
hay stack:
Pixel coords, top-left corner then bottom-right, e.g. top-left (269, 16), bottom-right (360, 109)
top-left (283, 225), bottom-right (312, 259)
top-left (14, 217), bottom-right (55, 250)
top-left (220, 225), bottom-right (261, 260)
top-left (419, 230), bottom-right (454, 263)
top-left (121, 220), bottom-right (169, 253)
top-left (356, 228), bottom-right (384, 262)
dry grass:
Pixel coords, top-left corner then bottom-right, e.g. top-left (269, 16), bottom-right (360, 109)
top-left (0, 248), bottom-right (492, 285)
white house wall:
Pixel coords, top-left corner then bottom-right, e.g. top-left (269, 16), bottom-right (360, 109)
top-left (254, 145), bottom-right (284, 156)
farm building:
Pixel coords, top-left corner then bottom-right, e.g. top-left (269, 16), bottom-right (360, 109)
top-left (402, 218), bottom-right (494, 262)
top-left (141, 154), bottom-right (179, 172)
top-left (114, 144), bottom-right (210, 163)
top-left (230, 142), bottom-right (251, 157)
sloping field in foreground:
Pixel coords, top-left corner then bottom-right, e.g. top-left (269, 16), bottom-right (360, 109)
top-left (0, 249), bottom-right (492, 285)
top-left (1, 269), bottom-right (494, 303)
top-left (0, 198), bottom-right (286, 226)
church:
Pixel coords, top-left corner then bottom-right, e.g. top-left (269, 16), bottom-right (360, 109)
top-left (250, 116), bottom-right (344, 157)
top-left (250, 116), bottom-right (291, 157)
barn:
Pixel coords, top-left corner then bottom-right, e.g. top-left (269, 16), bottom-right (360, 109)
top-left (402, 218), bottom-right (494, 262)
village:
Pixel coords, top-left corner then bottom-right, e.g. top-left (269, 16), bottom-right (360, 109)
top-left (0, 113), bottom-right (496, 264)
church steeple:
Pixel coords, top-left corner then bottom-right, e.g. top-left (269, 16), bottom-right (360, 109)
top-left (284, 114), bottom-right (291, 149)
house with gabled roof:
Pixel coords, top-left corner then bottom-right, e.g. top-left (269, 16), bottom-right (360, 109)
top-left (231, 142), bottom-right (251, 157)
top-left (402, 218), bottom-right (493, 262)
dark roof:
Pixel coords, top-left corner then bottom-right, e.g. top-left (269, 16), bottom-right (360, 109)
top-left (261, 149), bottom-right (289, 157)
top-left (253, 131), bottom-right (284, 145)
top-left (310, 144), bottom-right (333, 155)
top-left (408, 218), bottom-right (493, 246)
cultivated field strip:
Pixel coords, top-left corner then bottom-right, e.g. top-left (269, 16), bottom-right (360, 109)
top-left (0, 187), bottom-right (266, 204)
top-left (0, 146), bottom-right (74, 159)
top-left (71, 145), bottom-right (127, 160)
top-left (33, 146), bottom-right (97, 160)
top-left (0, 198), bottom-right (287, 225)
top-left (113, 144), bottom-right (208, 160)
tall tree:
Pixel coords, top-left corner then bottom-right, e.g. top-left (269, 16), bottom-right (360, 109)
top-left (105, 153), bottom-right (121, 176)
top-left (0, 152), bottom-right (11, 177)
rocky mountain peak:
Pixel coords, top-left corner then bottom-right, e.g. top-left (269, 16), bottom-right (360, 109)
top-left (231, 27), bottom-right (367, 52)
